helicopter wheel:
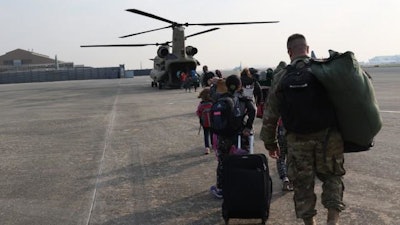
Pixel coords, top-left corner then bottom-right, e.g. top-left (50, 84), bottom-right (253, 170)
top-left (151, 81), bottom-right (154, 87)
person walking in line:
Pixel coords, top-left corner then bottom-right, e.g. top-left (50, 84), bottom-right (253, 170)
top-left (240, 67), bottom-right (263, 106)
top-left (215, 69), bottom-right (223, 78)
top-left (201, 65), bottom-right (215, 87)
top-left (209, 75), bottom-right (256, 199)
top-left (208, 78), bottom-right (228, 152)
top-left (260, 33), bottom-right (345, 225)
top-left (196, 88), bottom-right (213, 154)
top-left (190, 70), bottom-right (200, 92)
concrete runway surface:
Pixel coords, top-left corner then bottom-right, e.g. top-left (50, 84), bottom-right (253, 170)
top-left (0, 66), bottom-right (399, 225)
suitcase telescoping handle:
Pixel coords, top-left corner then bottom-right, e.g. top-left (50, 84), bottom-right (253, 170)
top-left (237, 133), bottom-right (254, 154)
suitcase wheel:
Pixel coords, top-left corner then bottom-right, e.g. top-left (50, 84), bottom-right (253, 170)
top-left (224, 218), bottom-right (229, 225)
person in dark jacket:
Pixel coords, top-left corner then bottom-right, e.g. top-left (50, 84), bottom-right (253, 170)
top-left (201, 65), bottom-right (215, 87)
top-left (240, 68), bottom-right (263, 106)
top-left (210, 74), bottom-right (256, 199)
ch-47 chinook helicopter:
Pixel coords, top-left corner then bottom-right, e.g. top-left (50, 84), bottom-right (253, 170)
top-left (81, 9), bottom-right (279, 89)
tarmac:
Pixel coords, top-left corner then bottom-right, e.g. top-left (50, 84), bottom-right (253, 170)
top-left (0, 66), bottom-right (399, 225)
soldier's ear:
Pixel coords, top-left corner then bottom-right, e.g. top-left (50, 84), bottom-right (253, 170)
top-left (288, 48), bottom-right (293, 58)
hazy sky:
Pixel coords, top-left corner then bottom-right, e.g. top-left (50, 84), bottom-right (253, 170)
top-left (1, 0), bottom-right (399, 70)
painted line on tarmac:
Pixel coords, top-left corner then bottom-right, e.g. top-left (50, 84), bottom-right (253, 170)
top-left (86, 82), bottom-right (120, 225)
top-left (380, 110), bottom-right (400, 114)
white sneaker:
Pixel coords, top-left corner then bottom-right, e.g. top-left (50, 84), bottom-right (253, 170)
top-left (282, 177), bottom-right (293, 191)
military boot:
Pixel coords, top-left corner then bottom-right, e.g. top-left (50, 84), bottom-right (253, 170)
top-left (327, 208), bottom-right (339, 225)
top-left (303, 217), bottom-right (316, 225)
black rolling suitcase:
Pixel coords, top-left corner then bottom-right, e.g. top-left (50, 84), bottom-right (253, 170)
top-left (222, 153), bottom-right (272, 225)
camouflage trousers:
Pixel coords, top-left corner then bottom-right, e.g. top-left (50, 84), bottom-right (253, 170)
top-left (286, 128), bottom-right (346, 219)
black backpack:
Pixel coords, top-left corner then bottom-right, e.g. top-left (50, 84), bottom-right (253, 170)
top-left (210, 96), bottom-right (242, 137)
top-left (277, 60), bottom-right (336, 134)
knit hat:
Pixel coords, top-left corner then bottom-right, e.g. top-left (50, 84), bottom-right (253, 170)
top-left (225, 75), bottom-right (241, 92)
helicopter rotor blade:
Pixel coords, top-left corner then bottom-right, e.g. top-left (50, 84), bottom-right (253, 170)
top-left (185, 28), bottom-right (220, 39)
top-left (123, 9), bottom-right (278, 38)
top-left (126, 9), bottom-right (176, 25)
top-left (186, 21), bottom-right (279, 26)
top-left (119, 25), bottom-right (172, 38)
top-left (80, 42), bottom-right (170, 48)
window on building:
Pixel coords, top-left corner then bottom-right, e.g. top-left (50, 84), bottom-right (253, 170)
top-left (3, 60), bottom-right (13, 65)
top-left (22, 59), bottom-right (32, 65)
top-left (13, 60), bottom-right (22, 66)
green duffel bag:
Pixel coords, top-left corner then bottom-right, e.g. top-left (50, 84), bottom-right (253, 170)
top-left (310, 50), bottom-right (382, 152)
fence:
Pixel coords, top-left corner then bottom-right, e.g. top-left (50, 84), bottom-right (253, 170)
top-left (0, 67), bottom-right (121, 84)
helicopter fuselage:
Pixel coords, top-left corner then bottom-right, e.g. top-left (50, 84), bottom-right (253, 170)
top-left (150, 56), bottom-right (197, 89)
top-left (150, 26), bottom-right (199, 89)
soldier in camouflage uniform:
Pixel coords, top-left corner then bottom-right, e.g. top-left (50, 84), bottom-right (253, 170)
top-left (260, 34), bottom-right (345, 225)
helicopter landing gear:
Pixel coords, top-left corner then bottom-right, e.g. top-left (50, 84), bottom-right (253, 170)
top-left (151, 81), bottom-right (158, 87)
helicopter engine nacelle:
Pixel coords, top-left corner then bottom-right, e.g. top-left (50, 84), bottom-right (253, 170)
top-left (185, 46), bottom-right (198, 56)
top-left (157, 46), bottom-right (169, 58)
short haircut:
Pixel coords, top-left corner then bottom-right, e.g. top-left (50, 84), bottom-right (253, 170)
top-left (287, 33), bottom-right (307, 49)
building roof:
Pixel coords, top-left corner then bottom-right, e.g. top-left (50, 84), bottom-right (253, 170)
top-left (0, 49), bottom-right (74, 72)
top-left (0, 49), bottom-right (65, 66)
